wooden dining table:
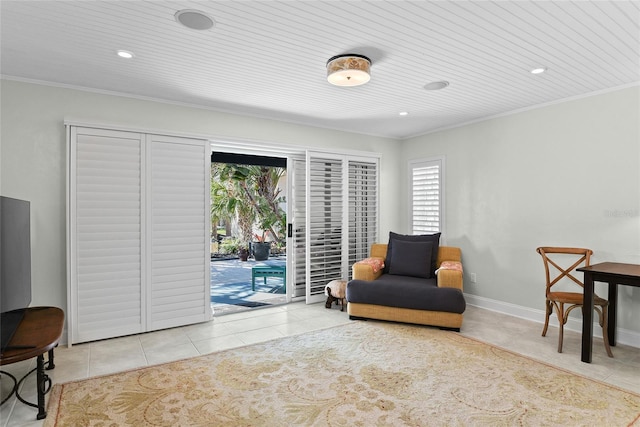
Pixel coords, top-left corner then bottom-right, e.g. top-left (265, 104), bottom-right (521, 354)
top-left (577, 262), bottom-right (640, 363)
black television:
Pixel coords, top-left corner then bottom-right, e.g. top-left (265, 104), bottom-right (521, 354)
top-left (0, 196), bottom-right (32, 354)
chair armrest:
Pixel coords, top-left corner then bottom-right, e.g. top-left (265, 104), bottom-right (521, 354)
top-left (437, 269), bottom-right (463, 290)
top-left (352, 243), bottom-right (388, 281)
top-left (436, 260), bottom-right (463, 290)
top-left (352, 257), bottom-right (385, 281)
top-left (436, 247), bottom-right (463, 290)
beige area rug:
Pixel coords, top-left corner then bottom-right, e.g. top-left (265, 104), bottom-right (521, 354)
top-left (45, 322), bottom-right (640, 427)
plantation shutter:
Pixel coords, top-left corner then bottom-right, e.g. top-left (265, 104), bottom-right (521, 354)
top-left (348, 159), bottom-right (378, 279)
top-left (304, 152), bottom-right (379, 302)
top-left (410, 158), bottom-right (443, 234)
top-left (306, 152), bottom-right (346, 303)
top-left (69, 128), bottom-right (145, 343)
top-left (290, 157), bottom-right (307, 298)
top-left (68, 126), bottom-right (210, 344)
top-left (147, 135), bottom-right (211, 331)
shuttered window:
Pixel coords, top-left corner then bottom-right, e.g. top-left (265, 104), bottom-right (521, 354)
top-left (410, 157), bottom-right (444, 235)
top-left (306, 153), bottom-right (344, 303)
top-left (305, 152), bottom-right (379, 302)
top-left (291, 157), bottom-right (307, 299)
top-left (348, 160), bottom-right (378, 279)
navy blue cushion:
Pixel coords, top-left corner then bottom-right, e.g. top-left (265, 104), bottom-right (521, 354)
top-left (384, 232), bottom-right (441, 278)
top-left (346, 276), bottom-right (466, 314)
top-left (388, 240), bottom-right (433, 279)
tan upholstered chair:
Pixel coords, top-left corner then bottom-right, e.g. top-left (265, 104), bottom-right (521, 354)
top-left (348, 244), bottom-right (464, 329)
top-left (536, 247), bottom-right (613, 357)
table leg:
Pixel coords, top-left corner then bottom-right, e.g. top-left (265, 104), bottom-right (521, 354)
top-left (36, 354), bottom-right (47, 420)
top-left (581, 272), bottom-right (594, 363)
top-left (607, 282), bottom-right (617, 346)
top-left (9, 352), bottom-right (55, 420)
top-left (47, 348), bottom-right (55, 369)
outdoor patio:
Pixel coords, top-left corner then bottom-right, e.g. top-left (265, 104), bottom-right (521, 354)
top-left (210, 256), bottom-right (287, 316)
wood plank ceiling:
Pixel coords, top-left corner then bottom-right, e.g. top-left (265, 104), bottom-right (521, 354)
top-left (1, 1), bottom-right (638, 139)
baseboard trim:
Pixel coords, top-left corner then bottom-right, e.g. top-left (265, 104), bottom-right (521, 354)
top-left (464, 293), bottom-right (640, 349)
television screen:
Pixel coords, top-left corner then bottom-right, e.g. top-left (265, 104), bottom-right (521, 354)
top-left (0, 196), bottom-right (32, 353)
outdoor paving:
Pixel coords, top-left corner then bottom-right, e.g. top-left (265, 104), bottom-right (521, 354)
top-left (210, 256), bottom-right (287, 316)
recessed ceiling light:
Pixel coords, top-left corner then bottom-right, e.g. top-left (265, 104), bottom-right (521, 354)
top-left (424, 81), bottom-right (449, 91)
top-left (531, 67), bottom-right (547, 74)
top-left (117, 50), bottom-right (134, 59)
top-left (175, 9), bottom-right (215, 31)
top-left (399, 111), bottom-right (409, 116)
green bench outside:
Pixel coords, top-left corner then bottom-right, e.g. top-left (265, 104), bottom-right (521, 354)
top-left (251, 266), bottom-right (286, 292)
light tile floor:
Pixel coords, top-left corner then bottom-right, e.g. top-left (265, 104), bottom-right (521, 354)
top-left (1, 303), bottom-right (639, 426)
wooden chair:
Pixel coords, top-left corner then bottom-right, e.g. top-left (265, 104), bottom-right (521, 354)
top-left (536, 247), bottom-right (613, 357)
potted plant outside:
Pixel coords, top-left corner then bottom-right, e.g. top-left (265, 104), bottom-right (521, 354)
top-left (238, 244), bottom-right (250, 261)
top-left (252, 232), bottom-right (271, 261)
top-left (219, 237), bottom-right (249, 261)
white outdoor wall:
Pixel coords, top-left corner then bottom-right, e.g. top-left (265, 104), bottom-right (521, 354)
top-left (401, 86), bottom-right (640, 335)
top-left (0, 80), bottom-right (401, 316)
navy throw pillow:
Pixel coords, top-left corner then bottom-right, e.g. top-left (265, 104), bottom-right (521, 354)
top-left (384, 232), bottom-right (441, 278)
top-left (388, 240), bottom-right (433, 279)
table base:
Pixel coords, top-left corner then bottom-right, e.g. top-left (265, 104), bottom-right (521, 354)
top-left (1, 348), bottom-right (55, 420)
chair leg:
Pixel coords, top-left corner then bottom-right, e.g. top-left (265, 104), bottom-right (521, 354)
top-left (556, 303), bottom-right (565, 353)
top-left (600, 306), bottom-right (614, 358)
top-left (542, 300), bottom-right (552, 337)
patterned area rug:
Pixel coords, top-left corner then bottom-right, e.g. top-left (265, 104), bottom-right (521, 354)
top-left (45, 322), bottom-right (640, 426)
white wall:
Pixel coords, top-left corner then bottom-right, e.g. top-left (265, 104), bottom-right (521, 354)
top-left (401, 86), bottom-right (640, 335)
top-left (0, 80), bottom-right (401, 313)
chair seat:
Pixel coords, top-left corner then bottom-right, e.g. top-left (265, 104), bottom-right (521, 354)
top-left (548, 291), bottom-right (608, 306)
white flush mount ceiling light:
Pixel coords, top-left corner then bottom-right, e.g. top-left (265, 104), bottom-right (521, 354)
top-left (424, 81), bottom-right (449, 91)
top-left (531, 67), bottom-right (547, 74)
top-left (175, 9), bottom-right (215, 31)
top-left (327, 54), bottom-right (371, 87)
top-left (117, 50), bottom-right (134, 59)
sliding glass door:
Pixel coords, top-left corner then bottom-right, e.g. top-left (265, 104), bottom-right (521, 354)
top-left (208, 143), bottom-right (379, 306)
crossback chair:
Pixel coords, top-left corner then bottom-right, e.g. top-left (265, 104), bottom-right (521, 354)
top-left (536, 247), bottom-right (613, 357)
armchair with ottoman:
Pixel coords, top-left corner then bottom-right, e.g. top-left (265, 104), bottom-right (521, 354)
top-left (346, 232), bottom-right (466, 331)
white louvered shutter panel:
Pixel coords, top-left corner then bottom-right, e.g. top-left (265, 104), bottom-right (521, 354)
top-left (69, 127), bottom-right (211, 344)
top-left (148, 135), bottom-right (210, 330)
top-left (306, 152), bottom-right (345, 303)
top-left (348, 159), bottom-right (379, 278)
top-left (70, 128), bottom-right (145, 343)
top-left (411, 158), bottom-right (443, 234)
top-left (291, 157), bottom-right (307, 298)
